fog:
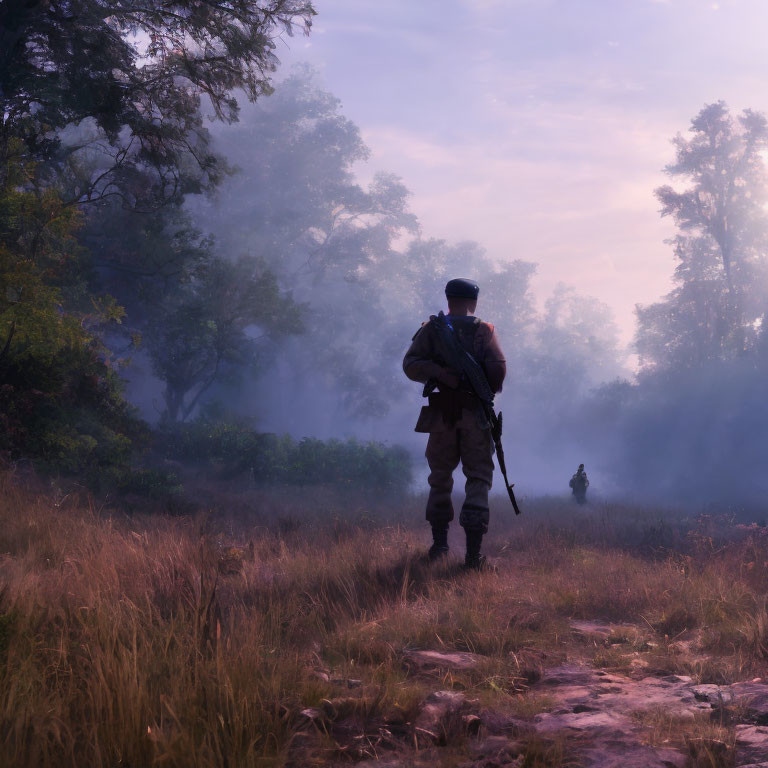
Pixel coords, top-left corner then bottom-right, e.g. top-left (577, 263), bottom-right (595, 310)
top-left (138, 68), bottom-right (626, 497)
top-left (102, 61), bottom-right (768, 510)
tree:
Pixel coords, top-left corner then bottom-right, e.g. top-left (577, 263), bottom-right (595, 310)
top-left (1, 0), bottom-right (315, 206)
top-left (0, 151), bottom-right (142, 476)
top-left (199, 68), bottom-right (418, 276)
top-left (80, 200), bottom-right (214, 327)
top-left (0, 0), bottom-right (316, 451)
top-left (145, 256), bottom-right (303, 421)
top-left (581, 103), bottom-right (768, 505)
top-left (637, 102), bottom-right (768, 370)
top-left (536, 284), bottom-right (622, 388)
top-left (388, 238), bottom-right (537, 352)
top-left (190, 68), bottom-right (420, 417)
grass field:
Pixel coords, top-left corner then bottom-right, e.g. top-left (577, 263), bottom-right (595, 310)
top-left (1, 471), bottom-right (767, 767)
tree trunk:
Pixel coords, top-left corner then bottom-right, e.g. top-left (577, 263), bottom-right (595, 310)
top-left (164, 385), bottom-right (183, 423)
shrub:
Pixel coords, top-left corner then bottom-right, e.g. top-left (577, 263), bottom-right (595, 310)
top-left (157, 419), bottom-right (412, 495)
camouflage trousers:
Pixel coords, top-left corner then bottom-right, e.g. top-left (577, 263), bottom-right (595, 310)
top-left (425, 408), bottom-right (494, 534)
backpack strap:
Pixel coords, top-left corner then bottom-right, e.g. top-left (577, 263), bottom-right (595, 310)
top-left (453, 316), bottom-right (481, 355)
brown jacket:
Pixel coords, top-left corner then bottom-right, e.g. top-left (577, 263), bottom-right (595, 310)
top-left (403, 316), bottom-right (507, 432)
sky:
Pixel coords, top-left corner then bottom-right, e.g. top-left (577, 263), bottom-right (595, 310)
top-left (278, 0), bottom-right (768, 345)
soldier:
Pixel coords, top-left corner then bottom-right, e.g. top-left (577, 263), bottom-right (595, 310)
top-left (403, 278), bottom-right (506, 569)
top-left (569, 463), bottom-right (589, 503)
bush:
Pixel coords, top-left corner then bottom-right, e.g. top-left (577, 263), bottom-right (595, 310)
top-left (0, 344), bottom-right (146, 476)
top-left (158, 419), bottom-right (412, 495)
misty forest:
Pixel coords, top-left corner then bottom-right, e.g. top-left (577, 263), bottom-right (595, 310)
top-left (4, 2), bottom-right (768, 767)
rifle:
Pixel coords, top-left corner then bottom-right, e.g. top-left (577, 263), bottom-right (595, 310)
top-left (425, 311), bottom-right (521, 515)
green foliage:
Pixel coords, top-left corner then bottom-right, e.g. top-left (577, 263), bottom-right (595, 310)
top-left (0, 0), bottom-right (320, 486)
top-left (1, 0), bottom-right (315, 206)
top-left (112, 467), bottom-right (183, 500)
top-left (146, 255), bottom-right (305, 422)
top-left (0, 155), bottom-right (145, 483)
top-left (159, 419), bottom-right (412, 495)
top-left (1, 346), bottom-right (139, 473)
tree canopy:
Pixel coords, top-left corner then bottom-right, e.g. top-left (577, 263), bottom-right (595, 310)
top-left (0, 0), bottom-right (314, 482)
top-left (1, 0), bottom-right (315, 205)
top-left (637, 102), bottom-right (768, 370)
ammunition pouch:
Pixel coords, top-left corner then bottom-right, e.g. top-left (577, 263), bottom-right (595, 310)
top-left (428, 390), bottom-right (483, 428)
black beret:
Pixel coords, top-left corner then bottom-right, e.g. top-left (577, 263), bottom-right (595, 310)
top-left (445, 278), bottom-right (479, 299)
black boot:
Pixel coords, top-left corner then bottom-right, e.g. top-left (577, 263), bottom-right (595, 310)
top-left (428, 524), bottom-right (449, 560)
top-left (463, 528), bottom-right (487, 570)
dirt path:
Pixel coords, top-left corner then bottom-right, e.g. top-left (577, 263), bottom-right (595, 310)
top-left (404, 654), bottom-right (768, 766)
top-left (297, 625), bottom-right (768, 767)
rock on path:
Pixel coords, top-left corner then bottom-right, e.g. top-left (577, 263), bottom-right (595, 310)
top-left (528, 663), bottom-right (768, 767)
top-left (538, 665), bottom-right (711, 718)
top-left (403, 649), bottom-right (483, 673)
top-left (736, 725), bottom-right (768, 765)
top-left (570, 620), bottom-right (643, 642)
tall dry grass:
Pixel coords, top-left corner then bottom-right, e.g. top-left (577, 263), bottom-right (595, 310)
top-left (1, 474), bottom-right (768, 766)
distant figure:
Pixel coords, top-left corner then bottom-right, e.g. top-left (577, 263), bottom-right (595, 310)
top-left (402, 278), bottom-right (506, 570)
top-left (569, 463), bottom-right (589, 503)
